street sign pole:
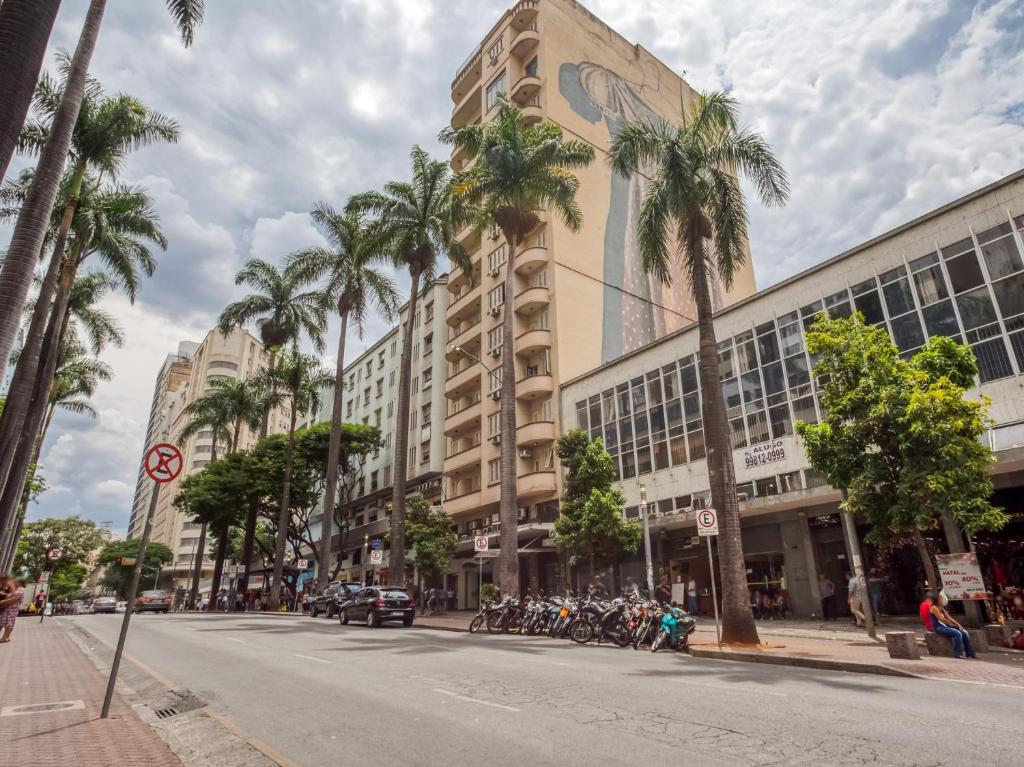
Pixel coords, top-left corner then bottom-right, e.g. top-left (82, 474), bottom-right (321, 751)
top-left (102, 443), bottom-right (181, 719)
top-left (697, 508), bottom-right (721, 648)
top-left (706, 535), bottom-right (721, 648)
top-left (639, 485), bottom-right (655, 596)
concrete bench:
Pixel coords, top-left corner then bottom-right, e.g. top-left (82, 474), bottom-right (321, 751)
top-left (985, 623), bottom-right (1010, 648)
top-left (884, 631), bottom-right (920, 660)
top-left (924, 632), bottom-right (956, 657)
top-left (966, 628), bottom-right (990, 653)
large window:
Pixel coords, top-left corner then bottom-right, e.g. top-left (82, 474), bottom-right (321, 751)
top-left (486, 71), bottom-right (506, 111)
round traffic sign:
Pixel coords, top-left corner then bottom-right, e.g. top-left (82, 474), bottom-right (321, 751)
top-left (369, 549), bottom-right (383, 564)
top-left (473, 535), bottom-right (489, 553)
top-left (46, 548), bottom-right (62, 561)
top-left (144, 443), bottom-right (183, 483)
top-left (370, 538), bottom-right (383, 550)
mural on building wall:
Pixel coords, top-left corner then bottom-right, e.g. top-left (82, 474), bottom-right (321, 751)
top-left (559, 61), bottom-right (726, 363)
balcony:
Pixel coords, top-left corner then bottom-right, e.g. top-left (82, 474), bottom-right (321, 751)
top-left (447, 316), bottom-right (481, 350)
top-left (520, 101), bottom-right (542, 125)
top-left (452, 47), bottom-right (482, 103)
top-left (456, 222), bottom-right (482, 253)
top-left (444, 399), bottom-right (481, 435)
top-left (447, 286), bottom-right (480, 322)
top-left (510, 75), bottom-right (541, 106)
top-left (509, 0), bottom-right (539, 31)
top-left (517, 469), bottom-right (556, 499)
top-left (514, 244), bottom-right (547, 274)
top-left (514, 285), bottom-right (549, 314)
top-left (515, 326), bottom-right (550, 356)
top-left (445, 443), bottom-right (482, 473)
top-left (446, 360), bottom-right (482, 394)
top-left (516, 419), bottom-right (556, 446)
top-left (510, 27), bottom-right (539, 59)
top-left (516, 371), bottom-right (553, 400)
top-left (451, 84), bottom-right (482, 129)
top-left (444, 488), bottom-right (483, 516)
top-left (450, 142), bottom-right (477, 172)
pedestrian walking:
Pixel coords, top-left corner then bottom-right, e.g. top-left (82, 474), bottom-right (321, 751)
top-left (846, 571), bottom-right (866, 627)
top-left (623, 577), bottom-right (638, 595)
top-left (686, 576), bottom-right (698, 615)
top-left (427, 587), bottom-right (439, 615)
top-left (818, 573), bottom-right (835, 620)
top-left (1, 578), bottom-right (26, 643)
top-left (655, 575), bottom-right (672, 605)
top-left (867, 566), bottom-right (883, 621)
top-left (920, 592), bottom-right (976, 659)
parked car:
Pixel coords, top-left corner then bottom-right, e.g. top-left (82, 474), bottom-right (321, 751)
top-left (136, 590), bottom-right (172, 613)
top-left (339, 587), bottom-right (414, 627)
top-left (309, 581), bottom-right (362, 618)
top-left (116, 601), bottom-right (127, 613)
top-left (91, 596), bottom-right (118, 614)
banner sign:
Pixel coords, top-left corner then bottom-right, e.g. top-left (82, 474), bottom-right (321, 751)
top-left (936, 553), bottom-right (988, 601)
top-left (743, 440), bottom-right (785, 469)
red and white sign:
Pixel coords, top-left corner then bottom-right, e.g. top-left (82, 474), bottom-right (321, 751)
top-left (936, 553), bottom-right (988, 601)
top-left (474, 535), bottom-right (489, 553)
top-left (697, 508), bottom-right (719, 537)
top-left (144, 443), bottom-right (183, 484)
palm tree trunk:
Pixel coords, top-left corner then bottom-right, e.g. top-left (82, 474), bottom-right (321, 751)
top-left (0, 0), bottom-right (106, 385)
top-left (207, 528), bottom-right (229, 612)
top-left (912, 528), bottom-right (939, 591)
top-left (690, 229), bottom-right (760, 645)
top-left (389, 266), bottom-right (421, 587)
top-left (499, 231), bottom-right (520, 597)
top-left (317, 307), bottom-right (349, 593)
top-left (0, 0), bottom-right (61, 183)
top-left (269, 405), bottom-right (299, 610)
top-left (0, 402), bottom-right (55, 573)
top-left (187, 435), bottom-right (217, 610)
top-left (237, 348), bottom-right (277, 599)
top-left (0, 166), bottom-right (85, 513)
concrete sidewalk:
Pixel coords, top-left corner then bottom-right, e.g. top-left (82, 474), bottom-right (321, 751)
top-left (0, 618), bottom-right (181, 767)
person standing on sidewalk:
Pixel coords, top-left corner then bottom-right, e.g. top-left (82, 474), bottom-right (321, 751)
top-left (687, 576), bottom-right (698, 615)
top-left (0, 578), bottom-right (26, 643)
top-left (846, 571), bottom-right (866, 627)
top-left (867, 566), bottom-right (884, 622)
top-left (818, 573), bottom-right (835, 620)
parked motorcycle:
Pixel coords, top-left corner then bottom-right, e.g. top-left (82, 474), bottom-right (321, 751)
top-left (650, 604), bottom-right (696, 652)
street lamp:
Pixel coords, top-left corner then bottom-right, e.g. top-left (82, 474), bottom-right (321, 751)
top-left (448, 343), bottom-right (501, 387)
top-left (639, 484), bottom-right (654, 596)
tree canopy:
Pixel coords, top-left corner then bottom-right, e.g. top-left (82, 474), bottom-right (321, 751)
top-left (404, 495), bottom-right (457, 582)
top-left (98, 538), bottom-right (173, 599)
top-left (13, 515), bottom-right (103, 580)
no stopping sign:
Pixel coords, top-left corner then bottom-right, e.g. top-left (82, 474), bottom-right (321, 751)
top-left (144, 443), bottom-right (183, 483)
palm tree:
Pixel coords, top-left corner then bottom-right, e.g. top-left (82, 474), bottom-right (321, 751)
top-left (0, 0), bottom-right (61, 183)
top-left (217, 257), bottom-right (326, 598)
top-left (348, 146), bottom-right (470, 585)
top-left (0, 0), bottom-right (202, 386)
top-left (0, 66), bottom-right (176, 525)
top-left (256, 351), bottom-right (332, 610)
top-left (289, 203), bottom-right (399, 592)
top-left (608, 91), bottom-right (789, 644)
top-left (440, 102), bottom-right (595, 597)
top-left (179, 385), bottom-right (234, 610)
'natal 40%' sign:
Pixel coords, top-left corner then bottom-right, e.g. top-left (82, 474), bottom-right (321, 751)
top-left (743, 440), bottom-right (785, 469)
top-left (936, 553), bottom-right (988, 601)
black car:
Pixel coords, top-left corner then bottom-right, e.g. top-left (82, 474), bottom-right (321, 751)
top-left (339, 587), bottom-right (414, 627)
top-left (309, 581), bottom-right (362, 618)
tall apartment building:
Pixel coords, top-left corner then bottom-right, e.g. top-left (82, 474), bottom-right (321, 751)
top-left (129, 328), bottom-right (285, 593)
top-left (442, 0), bottom-right (757, 602)
top-left (561, 169), bottom-right (1024, 618)
top-left (298, 277), bottom-right (450, 588)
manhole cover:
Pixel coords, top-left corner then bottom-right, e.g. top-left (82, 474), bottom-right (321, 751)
top-left (1, 700), bottom-right (85, 717)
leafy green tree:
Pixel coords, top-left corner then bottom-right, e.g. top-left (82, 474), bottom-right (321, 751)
top-left (405, 495), bottom-right (457, 590)
top-left (49, 563), bottom-right (89, 601)
top-left (609, 92), bottom-right (789, 644)
top-left (289, 203), bottom-right (398, 592)
top-left (13, 515), bottom-right (103, 580)
top-left (797, 314), bottom-right (1006, 588)
top-left (553, 430), bottom-right (641, 585)
top-left (98, 538), bottom-right (173, 599)
top-left (349, 146), bottom-right (470, 585)
top-left (441, 102), bottom-right (595, 597)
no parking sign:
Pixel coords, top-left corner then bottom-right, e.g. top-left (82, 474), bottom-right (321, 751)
top-left (697, 508), bottom-right (719, 536)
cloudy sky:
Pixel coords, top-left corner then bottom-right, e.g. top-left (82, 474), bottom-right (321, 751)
top-left (9, 0), bottom-right (1023, 534)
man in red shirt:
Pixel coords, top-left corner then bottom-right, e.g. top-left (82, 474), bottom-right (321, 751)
top-left (919, 594), bottom-right (934, 630)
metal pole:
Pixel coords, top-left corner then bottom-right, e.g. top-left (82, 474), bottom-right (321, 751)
top-left (706, 535), bottom-right (721, 648)
top-left (479, 555), bottom-right (483, 604)
top-left (101, 481), bottom-right (160, 719)
top-left (639, 485), bottom-right (655, 595)
top-left (838, 501), bottom-right (876, 639)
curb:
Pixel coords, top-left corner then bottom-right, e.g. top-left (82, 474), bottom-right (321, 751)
top-left (686, 645), bottom-right (917, 678)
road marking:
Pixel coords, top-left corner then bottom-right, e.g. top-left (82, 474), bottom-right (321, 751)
top-left (223, 637), bottom-right (244, 643)
top-left (203, 708), bottom-right (302, 767)
top-left (126, 653), bottom-right (177, 690)
top-left (292, 653), bottom-right (331, 665)
top-left (432, 688), bottom-right (520, 712)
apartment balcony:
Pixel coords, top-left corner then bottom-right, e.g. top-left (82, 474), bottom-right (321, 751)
top-left (447, 287), bottom-right (481, 323)
top-left (516, 371), bottom-right (553, 400)
top-left (446, 361), bottom-right (482, 394)
top-left (510, 75), bottom-right (541, 106)
top-left (444, 399), bottom-right (481, 435)
top-left (514, 244), bottom-right (547, 274)
top-left (515, 326), bottom-right (550, 356)
top-left (445, 443), bottom-right (482, 473)
top-left (456, 222), bottom-right (482, 253)
top-left (452, 47), bottom-right (482, 103)
top-left (520, 101), bottom-right (542, 124)
top-left (510, 27), bottom-right (540, 59)
top-left (517, 469), bottom-right (556, 500)
top-left (516, 419), bottom-right (556, 446)
top-left (514, 284), bottom-right (549, 314)
top-left (446, 316), bottom-right (481, 351)
top-left (510, 0), bottom-right (540, 31)
top-left (451, 84), bottom-right (482, 129)
top-left (444, 488), bottom-right (483, 516)
top-left (450, 143), bottom-right (477, 172)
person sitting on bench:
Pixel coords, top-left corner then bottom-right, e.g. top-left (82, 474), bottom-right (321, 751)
top-left (919, 591), bottom-right (976, 659)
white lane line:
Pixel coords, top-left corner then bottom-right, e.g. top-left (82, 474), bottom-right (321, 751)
top-left (223, 637), bottom-right (244, 643)
top-left (680, 680), bottom-right (788, 697)
top-left (293, 654), bottom-right (331, 665)
top-left (432, 688), bottom-right (520, 712)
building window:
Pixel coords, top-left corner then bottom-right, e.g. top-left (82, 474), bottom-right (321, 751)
top-left (363, 387), bottom-right (371, 406)
top-left (423, 333), bottom-right (433, 356)
top-left (376, 379), bottom-right (383, 397)
top-left (374, 408), bottom-right (382, 427)
top-left (487, 458), bottom-right (500, 485)
top-left (525, 56), bottom-right (538, 78)
top-left (486, 70), bottom-right (507, 111)
top-left (487, 245), bottom-right (507, 274)
top-left (382, 465), bottom-right (391, 486)
top-left (487, 412), bottom-right (501, 437)
top-left (487, 327), bottom-right (503, 356)
top-left (378, 351), bottom-right (385, 369)
top-left (487, 37), bottom-right (503, 63)
top-left (487, 284), bottom-right (505, 312)
top-left (389, 370), bottom-right (395, 387)
top-left (422, 367), bottom-right (432, 389)
top-left (412, 376), bottom-right (419, 394)
top-left (422, 403), bottom-right (432, 426)
top-left (425, 302), bottom-right (434, 323)
top-left (370, 471), bottom-right (379, 492)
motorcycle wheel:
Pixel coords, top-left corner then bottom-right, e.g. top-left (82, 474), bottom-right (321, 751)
top-left (651, 630), bottom-right (665, 653)
top-left (506, 612), bottom-right (523, 635)
top-left (569, 619), bottom-right (594, 644)
top-left (469, 615), bottom-right (485, 633)
top-left (612, 627), bottom-right (632, 648)
top-left (486, 611), bottom-right (505, 634)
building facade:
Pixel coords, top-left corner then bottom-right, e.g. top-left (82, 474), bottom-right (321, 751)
top-left (560, 169), bottom-right (1024, 618)
top-left (441, 0), bottom-right (758, 605)
top-left (129, 329), bottom-right (284, 595)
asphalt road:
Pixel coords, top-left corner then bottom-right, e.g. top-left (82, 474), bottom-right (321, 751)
top-left (74, 612), bottom-right (1019, 767)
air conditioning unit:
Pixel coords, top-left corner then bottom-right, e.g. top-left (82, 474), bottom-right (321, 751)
top-left (489, 390), bottom-right (501, 401)
top-left (488, 306), bottom-right (501, 317)
top-left (489, 434), bottom-right (501, 445)
top-left (737, 492), bottom-right (749, 502)
top-left (518, 448), bottom-right (532, 458)
top-left (482, 526), bottom-right (492, 534)
top-left (488, 266), bottom-right (500, 278)
top-left (489, 347), bottom-right (501, 358)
